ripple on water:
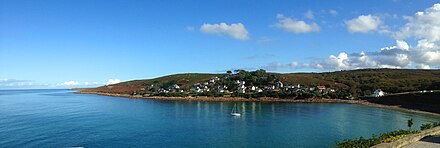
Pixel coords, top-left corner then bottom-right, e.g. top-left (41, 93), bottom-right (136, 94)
top-left (1, 90), bottom-right (439, 147)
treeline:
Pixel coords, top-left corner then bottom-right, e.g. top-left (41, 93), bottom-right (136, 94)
top-left (316, 69), bottom-right (440, 97)
top-left (137, 89), bottom-right (352, 99)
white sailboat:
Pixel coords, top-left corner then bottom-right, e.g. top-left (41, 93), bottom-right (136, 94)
top-left (231, 103), bottom-right (241, 116)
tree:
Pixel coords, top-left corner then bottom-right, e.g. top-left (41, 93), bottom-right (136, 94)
top-left (408, 118), bottom-right (414, 130)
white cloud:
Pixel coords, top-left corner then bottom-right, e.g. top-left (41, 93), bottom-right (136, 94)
top-left (329, 9), bottom-right (338, 16)
top-left (345, 14), bottom-right (382, 33)
top-left (417, 64), bottom-right (431, 69)
top-left (0, 79), bottom-right (102, 88)
top-left (274, 14), bottom-right (320, 34)
top-left (304, 9), bottom-right (314, 19)
top-left (410, 39), bottom-right (440, 66)
top-left (106, 79), bottom-right (121, 85)
top-left (84, 82), bottom-right (99, 86)
top-left (263, 38), bottom-right (440, 71)
top-left (59, 81), bottom-right (80, 86)
top-left (200, 23), bottom-right (249, 40)
top-left (0, 78), bottom-right (8, 83)
top-left (0, 78), bottom-right (33, 87)
top-left (262, 4), bottom-right (440, 71)
top-left (55, 81), bottom-right (101, 87)
top-left (380, 40), bottom-right (409, 51)
top-left (262, 61), bottom-right (302, 70)
top-left (392, 3), bottom-right (440, 67)
top-left (394, 3), bottom-right (440, 42)
top-left (396, 40), bottom-right (410, 50)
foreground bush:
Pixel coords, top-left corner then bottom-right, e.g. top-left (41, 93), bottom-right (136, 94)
top-left (337, 130), bottom-right (420, 148)
top-left (420, 121), bottom-right (440, 130)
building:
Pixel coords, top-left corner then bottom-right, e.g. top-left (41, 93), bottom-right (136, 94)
top-left (275, 81), bottom-right (284, 88)
top-left (238, 87), bottom-right (246, 93)
top-left (317, 86), bottom-right (326, 93)
top-left (266, 85), bottom-right (276, 90)
top-left (250, 86), bottom-right (256, 91)
top-left (172, 84), bottom-right (180, 89)
top-left (191, 87), bottom-right (202, 93)
top-left (373, 89), bottom-right (385, 97)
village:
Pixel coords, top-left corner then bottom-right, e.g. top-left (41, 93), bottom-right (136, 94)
top-left (138, 70), bottom-right (387, 99)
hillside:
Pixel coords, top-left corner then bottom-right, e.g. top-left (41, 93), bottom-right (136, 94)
top-left (82, 73), bottom-right (222, 94)
top-left (367, 92), bottom-right (440, 113)
top-left (82, 69), bottom-right (440, 98)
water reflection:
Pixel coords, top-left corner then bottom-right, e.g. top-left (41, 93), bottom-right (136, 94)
top-left (2, 89), bottom-right (439, 147)
top-left (166, 100), bottom-right (439, 132)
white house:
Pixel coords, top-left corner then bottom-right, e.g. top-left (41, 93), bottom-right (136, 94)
top-left (159, 88), bottom-right (169, 93)
top-left (373, 89), bottom-right (385, 97)
top-left (238, 87), bottom-right (246, 93)
top-left (250, 86), bottom-right (256, 91)
top-left (172, 84), bottom-right (180, 89)
top-left (267, 85), bottom-right (276, 90)
top-left (209, 77), bottom-right (219, 83)
top-left (275, 81), bottom-right (284, 88)
top-left (191, 87), bottom-right (202, 93)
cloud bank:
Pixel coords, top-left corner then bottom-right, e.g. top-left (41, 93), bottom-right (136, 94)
top-left (264, 3), bottom-right (440, 71)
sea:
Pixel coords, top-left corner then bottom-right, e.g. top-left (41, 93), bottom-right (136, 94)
top-left (0, 89), bottom-right (438, 147)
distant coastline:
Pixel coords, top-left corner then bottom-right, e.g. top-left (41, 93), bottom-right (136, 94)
top-left (74, 69), bottom-right (440, 116)
top-left (75, 90), bottom-right (440, 116)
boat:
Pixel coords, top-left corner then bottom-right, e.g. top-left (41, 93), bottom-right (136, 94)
top-left (231, 103), bottom-right (241, 116)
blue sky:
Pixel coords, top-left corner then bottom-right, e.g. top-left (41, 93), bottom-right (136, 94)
top-left (1, 0), bottom-right (440, 89)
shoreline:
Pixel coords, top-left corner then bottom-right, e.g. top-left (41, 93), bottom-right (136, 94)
top-left (75, 91), bottom-right (440, 116)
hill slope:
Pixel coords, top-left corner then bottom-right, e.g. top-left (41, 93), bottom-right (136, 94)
top-left (82, 69), bottom-right (440, 97)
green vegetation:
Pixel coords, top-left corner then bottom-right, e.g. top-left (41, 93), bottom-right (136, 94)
top-left (118, 73), bottom-right (222, 90)
top-left (337, 130), bottom-right (420, 148)
top-left (317, 69), bottom-right (440, 97)
top-left (85, 68), bottom-right (440, 99)
top-left (337, 120), bottom-right (440, 148)
top-left (420, 121), bottom-right (440, 130)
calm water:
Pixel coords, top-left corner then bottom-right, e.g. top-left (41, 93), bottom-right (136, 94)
top-left (0, 89), bottom-right (439, 147)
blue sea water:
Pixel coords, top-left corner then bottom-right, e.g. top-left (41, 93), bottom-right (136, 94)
top-left (0, 89), bottom-right (439, 147)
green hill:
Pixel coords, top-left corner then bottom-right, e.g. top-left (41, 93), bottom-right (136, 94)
top-left (82, 69), bottom-right (440, 97)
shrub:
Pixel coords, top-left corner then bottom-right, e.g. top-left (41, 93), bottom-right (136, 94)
top-left (421, 123), bottom-right (433, 130)
top-left (336, 130), bottom-right (420, 148)
top-left (420, 121), bottom-right (440, 130)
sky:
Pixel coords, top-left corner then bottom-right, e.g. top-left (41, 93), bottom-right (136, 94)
top-left (1, 0), bottom-right (440, 89)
